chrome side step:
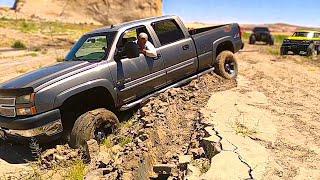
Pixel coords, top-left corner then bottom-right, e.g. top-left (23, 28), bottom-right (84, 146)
top-left (119, 67), bottom-right (215, 111)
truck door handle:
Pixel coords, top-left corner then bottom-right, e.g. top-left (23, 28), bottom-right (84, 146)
top-left (182, 44), bottom-right (190, 50)
top-left (153, 54), bottom-right (162, 60)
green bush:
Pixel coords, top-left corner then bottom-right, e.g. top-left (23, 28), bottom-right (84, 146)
top-left (66, 160), bottom-right (86, 180)
top-left (11, 40), bottom-right (27, 49)
top-left (56, 56), bottom-right (65, 62)
top-left (20, 20), bottom-right (38, 33)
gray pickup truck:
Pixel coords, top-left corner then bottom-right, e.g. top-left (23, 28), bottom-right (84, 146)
top-left (0, 15), bottom-right (243, 147)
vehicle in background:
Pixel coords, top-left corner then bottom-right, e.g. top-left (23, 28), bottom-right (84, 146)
top-left (0, 15), bottom-right (243, 148)
top-left (249, 27), bottom-right (274, 45)
top-left (281, 31), bottom-right (320, 56)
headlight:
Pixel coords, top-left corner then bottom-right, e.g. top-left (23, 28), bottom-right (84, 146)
top-left (16, 107), bottom-right (37, 116)
top-left (283, 39), bottom-right (290, 43)
top-left (16, 94), bottom-right (32, 104)
top-left (15, 93), bottom-right (37, 116)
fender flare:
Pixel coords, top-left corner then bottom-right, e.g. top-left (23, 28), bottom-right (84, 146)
top-left (53, 79), bottom-right (117, 109)
top-left (212, 36), bottom-right (235, 63)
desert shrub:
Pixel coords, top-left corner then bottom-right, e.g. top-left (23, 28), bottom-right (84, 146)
top-left (20, 20), bottom-right (38, 33)
top-left (11, 40), bottom-right (27, 49)
top-left (66, 160), bottom-right (86, 180)
top-left (56, 56), bottom-right (65, 62)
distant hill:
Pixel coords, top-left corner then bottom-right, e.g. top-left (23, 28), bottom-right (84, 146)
top-left (241, 23), bottom-right (320, 35)
top-left (0, 0), bottom-right (162, 25)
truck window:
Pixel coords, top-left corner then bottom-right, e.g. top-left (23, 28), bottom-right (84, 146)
top-left (117, 26), bottom-right (154, 48)
top-left (152, 19), bottom-right (185, 45)
top-left (116, 26), bottom-right (153, 58)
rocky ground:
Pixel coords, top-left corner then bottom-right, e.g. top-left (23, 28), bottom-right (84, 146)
top-left (0, 41), bottom-right (320, 179)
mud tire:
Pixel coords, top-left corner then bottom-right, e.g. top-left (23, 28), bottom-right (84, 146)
top-left (307, 43), bottom-right (317, 57)
top-left (249, 35), bottom-right (256, 44)
top-left (215, 51), bottom-right (238, 79)
top-left (69, 108), bottom-right (119, 149)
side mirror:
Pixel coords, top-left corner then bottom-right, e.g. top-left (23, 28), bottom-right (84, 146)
top-left (124, 42), bottom-right (140, 59)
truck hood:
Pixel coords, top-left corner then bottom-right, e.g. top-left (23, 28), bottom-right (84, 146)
top-left (0, 61), bottom-right (92, 90)
top-left (287, 36), bottom-right (320, 41)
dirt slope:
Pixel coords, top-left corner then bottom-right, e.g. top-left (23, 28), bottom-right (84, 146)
top-left (12, 0), bottom-right (162, 25)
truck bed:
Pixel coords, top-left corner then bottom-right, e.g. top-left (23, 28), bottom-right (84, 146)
top-left (189, 23), bottom-right (242, 71)
top-left (188, 24), bottom-right (229, 35)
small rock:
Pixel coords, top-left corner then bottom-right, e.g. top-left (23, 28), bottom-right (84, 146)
top-left (102, 166), bottom-right (114, 175)
top-left (140, 107), bottom-right (152, 117)
top-left (139, 133), bottom-right (149, 141)
top-left (97, 160), bottom-right (107, 168)
top-left (158, 108), bottom-right (166, 114)
top-left (141, 147), bottom-right (149, 152)
top-left (104, 171), bottom-right (119, 180)
top-left (87, 139), bottom-right (100, 160)
top-left (204, 126), bottom-right (218, 137)
top-left (153, 164), bottom-right (176, 175)
top-left (53, 154), bottom-right (66, 162)
top-left (190, 147), bottom-right (205, 158)
top-left (203, 135), bottom-right (220, 144)
top-left (85, 169), bottom-right (103, 180)
top-left (144, 122), bottom-right (154, 128)
top-left (67, 151), bottom-right (79, 160)
top-left (178, 155), bottom-right (193, 165)
top-left (122, 172), bottom-right (133, 180)
top-left (42, 149), bottom-right (56, 158)
top-left (55, 145), bottom-right (66, 153)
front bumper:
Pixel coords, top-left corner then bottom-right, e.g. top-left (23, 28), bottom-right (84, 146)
top-left (0, 109), bottom-right (63, 143)
top-left (281, 43), bottom-right (309, 53)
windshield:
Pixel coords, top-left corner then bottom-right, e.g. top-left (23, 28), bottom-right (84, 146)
top-left (65, 32), bottom-right (116, 61)
top-left (292, 32), bottom-right (314, 38)
top-left (254, 27), bottom-right (269, 32)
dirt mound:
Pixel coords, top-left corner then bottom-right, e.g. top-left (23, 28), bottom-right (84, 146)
top-left (9, 0), bottom-right (162, 25)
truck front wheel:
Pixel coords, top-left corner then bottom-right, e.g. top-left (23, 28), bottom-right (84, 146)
top-left (269, 37), bottom-right (274, 45)
top-left (215, 51), bottom-right (238, 79)
top-left (69, 108), bottom-right (119, 148)
top-left (307, 43), bottom-right (317, 57)
top-left (280, 47), bottom-right (287, 55)
top-left (249, 35), bottom-right (256, 44)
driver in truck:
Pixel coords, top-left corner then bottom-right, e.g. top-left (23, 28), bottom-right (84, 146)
top-left (137, 32), bottom-right (157, 58)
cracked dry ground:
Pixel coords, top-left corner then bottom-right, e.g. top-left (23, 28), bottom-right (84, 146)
top-left (204, 44), bottom-right (320, 180)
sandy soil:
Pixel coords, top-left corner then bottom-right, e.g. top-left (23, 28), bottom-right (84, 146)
top-left (201, 44), bottom-right (320, 179)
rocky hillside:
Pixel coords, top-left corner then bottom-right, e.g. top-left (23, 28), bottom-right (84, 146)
top-left (10, 0), bottom-right (162, 25)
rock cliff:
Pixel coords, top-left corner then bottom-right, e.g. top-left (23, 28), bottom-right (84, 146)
top-left (14, 0), bottom-right (162, 25)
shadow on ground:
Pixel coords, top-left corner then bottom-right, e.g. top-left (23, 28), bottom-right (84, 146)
top-left (0, 142), bottom-right (33, 164)
top-left (0, 106), bottom-right (140, 165)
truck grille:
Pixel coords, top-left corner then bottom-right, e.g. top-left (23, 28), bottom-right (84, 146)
top-left (290, 40), bottom-right (303, 44)
top-left (0, 97), bottom-right (16, 117)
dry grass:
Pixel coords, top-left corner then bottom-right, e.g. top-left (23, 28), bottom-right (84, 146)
top-left (56, 56), bottom-right (65, 62)
top-left (66, 160), bottom-right (86, 180)
top-left (16, 67), bottom-right (29, 74)
top-left (119, 136), bottom-right (133, 147)
top-left (232, 120), bottom-right (258, 137)
top-left (102, 136), bottom-right (114, 148)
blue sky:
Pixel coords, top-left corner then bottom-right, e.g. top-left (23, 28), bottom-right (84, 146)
top-left (1, 0), bottom-right (319, 27)
top-left (0, 0), bottom-right (14, 7)
top-left (164, 0), bottom-right (320, 27)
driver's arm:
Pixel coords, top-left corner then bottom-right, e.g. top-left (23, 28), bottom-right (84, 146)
top-left (145, 42), bottom-right (157, 58)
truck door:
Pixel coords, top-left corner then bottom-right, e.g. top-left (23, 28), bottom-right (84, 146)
top-left (151, 19), bottom-right (198, 84)
top-left (110, 26), bottom-right (166, 104)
